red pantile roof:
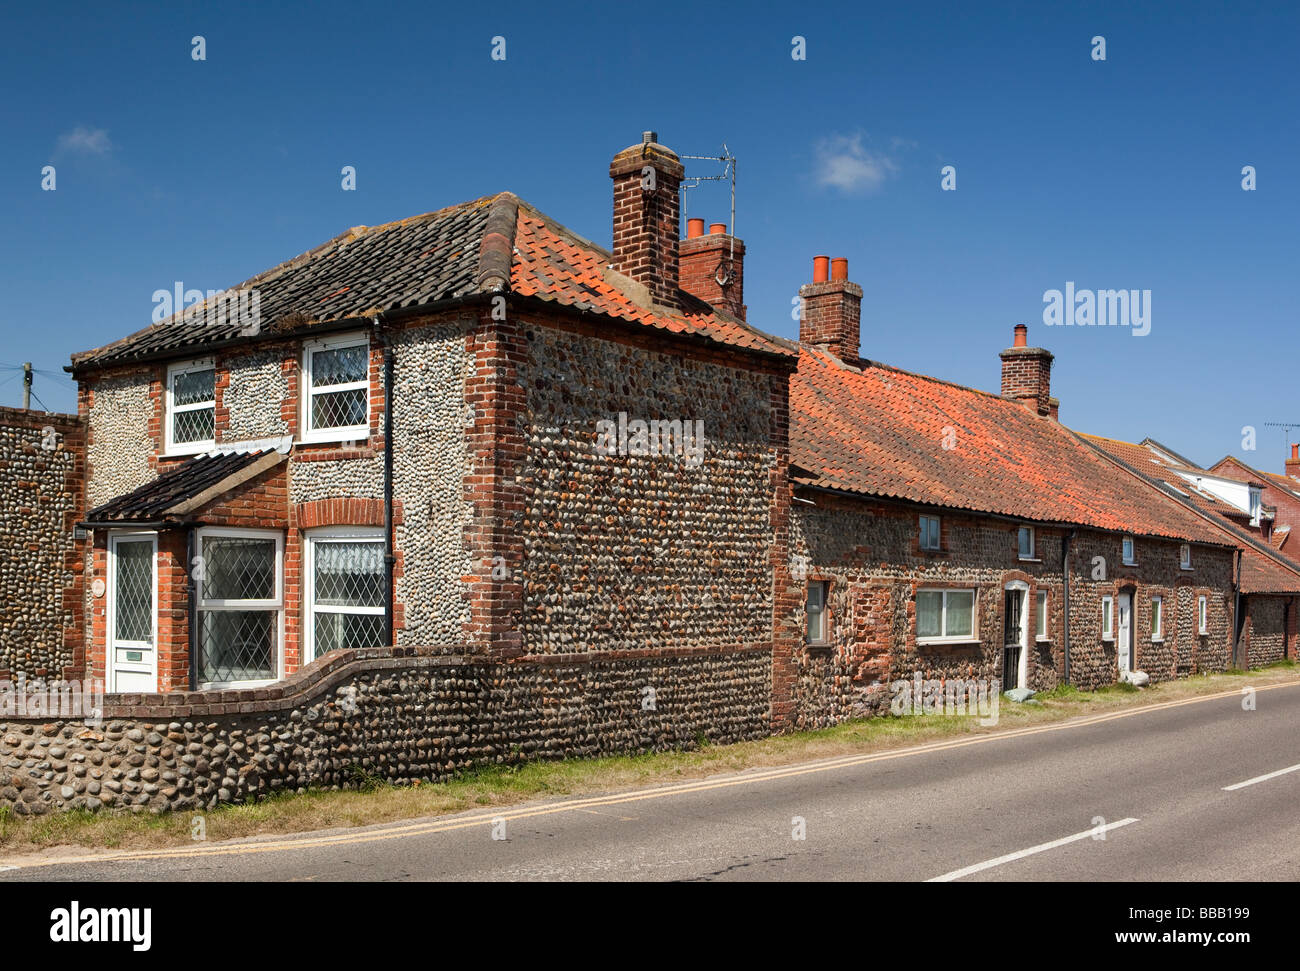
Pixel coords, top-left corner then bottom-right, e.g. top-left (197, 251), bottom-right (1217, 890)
top-left (71, 193), bottom-right (794, 371)
top-left (789, 348), bottom-right (1230, 545)
top-left (1079, 434), bottom-right (1300, 595)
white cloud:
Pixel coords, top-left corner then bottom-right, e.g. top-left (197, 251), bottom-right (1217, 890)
top-left (814, 133), bottom-right (898, 193)
top-left (55, 126), bottom-right (113, 156)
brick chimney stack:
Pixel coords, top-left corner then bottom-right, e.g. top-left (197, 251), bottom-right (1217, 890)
top-left (1000, 324), bottom-right (1054, 417)
top-left (1286, 443), bottom-right (1300, 481)
top-left (798, 256), bottom-right (863, 361)
top-left (610, 131), bottom-right (684, 307)
top-left (679, 219), bottom-right (746, 320)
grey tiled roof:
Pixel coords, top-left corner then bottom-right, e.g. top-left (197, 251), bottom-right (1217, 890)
top-left (71, 196), bottom-right (499, 369)
top-left (85, 450), bottom-right (272, 522)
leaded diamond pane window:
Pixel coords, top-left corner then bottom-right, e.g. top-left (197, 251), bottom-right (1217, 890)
top-left (306, 338), bottom-right (369, 435)
top-left (312, 345), bottom-right (367, 386)
top-left (311, 388), bottom-right (367, 430)
top-left (173, 367), bottom-right (215, 406)
top-left (114, 540), bottom-right (154, 642)
top-left (173, 408), bottom-right (215, 445)
top-left (200, 536), bottom-right (275, 601)
top-left (313, 612), bottom-right (385, 655)
top-left (308, 535), bottom-right (385, 661)
top-left (167, 362), bottom-right (215, 450)
top-left (198, 611), bottom-right (275, 684)
top-left (196, 530), bottom-right (282, 686)
top-left (315, 541), bottom-right (384, 606)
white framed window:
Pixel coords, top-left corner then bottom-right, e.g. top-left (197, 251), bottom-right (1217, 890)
top-left (305, 526), bottom-right (387, 663)
top-left (1198, 595), bottom-right (1208, 635)
top-left (195, 527), bottom-right (283, 688)
top-left (1036, 589), bottom-right (1048, 640)
top-left (1150, 595), bottom-right (1163, 642)
top-left (916, 588), bottom-right (976, 644)
top-left (919, 515), bottom-right (941, 551)
top-left (806, 580), bottom-right (829, 645)
top-left (1122, 535), bottom-right (1136, 565)
top-left (1018, 526), bottom-right (1036, 560)
top-left (1101, 595), bottom-right (1114, 641)
top-left (302, 333), bottom-right (370, 443)
top-left (1180, 543), bottom-right (1192, 570)
top-left (165, 358), bottom-right (215, 454)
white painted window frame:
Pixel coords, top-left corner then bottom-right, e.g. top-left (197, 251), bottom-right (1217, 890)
top-left (1122, 535), bottom-right (1137, 566)
top-left (1198, 595), bottom-right (1208, 635)
top-left (303, 525), bottom-right (386, 664)
top-left (195, 526), bottom-right (285, 689)
top-left (1101, 594), bottom-right (1114, 641)
top-left (301, 333), bottom-right (370, 444)
top-left (916, 587), bottom-right (977, 645)
top-left (1180, 543), bottom-right (1192, 570)
top-left (806, 580), bottom-right (829, 645)
top-left (1018, 525), bottom-right (1036, 561)
top-left (164, 357), bottom-right (216, 456)
top-left (106, 529), bottom-right (159, 693)
top-left (1150, 594), bottom-right (1164, 642)
top-left (1036, 589), bottom-right (1049, 641)
top-left (919, 514), bottom-right (941, 551)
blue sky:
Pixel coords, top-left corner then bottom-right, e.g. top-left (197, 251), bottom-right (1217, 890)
top-left (2, 1), bottom-right (1296, 471)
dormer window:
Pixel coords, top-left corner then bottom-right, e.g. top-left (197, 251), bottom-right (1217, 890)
top-left (303, 334), bottom-right (370, 443)
top-left (165, 359), bottom-right (216, 455)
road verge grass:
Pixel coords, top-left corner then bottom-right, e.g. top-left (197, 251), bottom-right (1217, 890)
top-left (1, 661), bottom-right (1296, 858)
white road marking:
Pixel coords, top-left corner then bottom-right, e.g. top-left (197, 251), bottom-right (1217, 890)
top-left (1222, 762), bottom-right (1300, 791)
top-left (927, 818), bottom-right (1140, 882)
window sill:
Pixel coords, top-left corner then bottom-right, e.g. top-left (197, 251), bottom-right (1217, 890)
top-left (1035, 636), bottom-right (1050, 643)
top-left (1151, 637), bottom-right (1164, 644)
top-left (1102, 636), bottom-right (1115, 642)
top-left (917, 638), bottom-right (979, 648)
top-left (298, 429), bottom-right (371, 447)
top-left (161, 446), bottom-right (214, 460)
top-left (1019, 557), bottom-right (1041, 563)
top-left (1180, 566), bottom-right (1194, 572)
top-left (1122, 560), bottom-right (1138, 567)
top-left (197, 678), bottom-right (277, 691)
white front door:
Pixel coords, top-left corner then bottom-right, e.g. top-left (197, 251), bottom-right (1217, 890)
top-left (1117, 592), bottom-right (1133, 675)
top-left (108, 532), bottom-right (158, 693)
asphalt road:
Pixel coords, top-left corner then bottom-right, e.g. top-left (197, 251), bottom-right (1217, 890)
top-left (3, 682), bottom-right (1298, 882)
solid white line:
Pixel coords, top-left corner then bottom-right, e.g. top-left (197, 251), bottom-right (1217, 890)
top-left (926, 818), bottom-right (1140, 882)
top-left (1222, 762), bottom-right (1300, 791)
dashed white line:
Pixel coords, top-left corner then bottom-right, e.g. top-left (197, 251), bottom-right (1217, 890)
top-left (927, 818), bottom-right (1140, 882)
top-left (1222, 762), bottom-right (1300, 791)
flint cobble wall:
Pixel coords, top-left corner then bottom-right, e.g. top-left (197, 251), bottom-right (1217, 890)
top-left (515, 322), bottom-right (778, 655)
top-left (0, 408), bottom-right (85, 680)
top-left (789, 493), bottom-right (1241, 727)
top-left (0, 645), bottom-right (771, 815)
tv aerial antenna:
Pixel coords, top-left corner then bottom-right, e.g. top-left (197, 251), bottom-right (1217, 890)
top-left (679, 145), bottom-right (738, 286)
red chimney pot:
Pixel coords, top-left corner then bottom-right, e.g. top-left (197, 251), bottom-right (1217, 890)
top-left (812, 256), bottom-right (830, 283)
top-left (830, 258), bottom-right (848, 281)
top-left (1013, 324), bottom-right (1028, 347)
top-left (709, 222), bottom-right (727, 235)
top-left (686, 218), bottom-right (705, 239)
